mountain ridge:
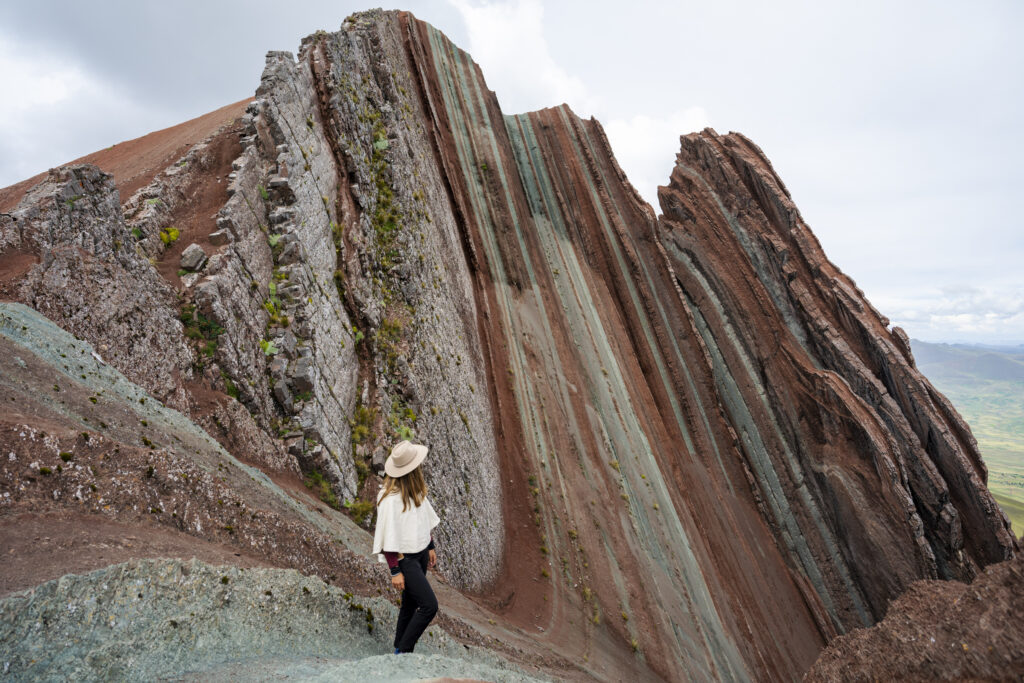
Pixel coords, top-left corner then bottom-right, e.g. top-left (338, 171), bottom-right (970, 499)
top-left (0, 9), bottom-right (1018, 681)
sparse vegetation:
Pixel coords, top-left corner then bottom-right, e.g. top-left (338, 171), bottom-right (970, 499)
top-left (159, 227), bottom-right (180, 245)
top-left (349, 402), bottom-right (376, 444)
top-left (223, 375), bottom-right (240, 399)
top-left (304, 470), bottom-right (339, 509)
top-left (344, 499), bottom-right (374, 526)
top-left (180, 304), bottom-right (224, 361)
top-left (354, 458), bottom-right (370, 489)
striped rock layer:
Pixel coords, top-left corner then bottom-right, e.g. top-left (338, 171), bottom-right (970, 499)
top-left (375, 11), bottom-right (1016, 680)
top-left (1, 9), bottom-right (1015, 682)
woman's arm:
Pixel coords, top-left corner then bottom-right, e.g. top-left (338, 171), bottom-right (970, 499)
top-left (383, 551), bottom-right (402, 575)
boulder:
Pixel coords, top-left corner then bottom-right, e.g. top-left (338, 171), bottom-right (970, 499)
top-left (290, 356), bottom-right (315, 394)
top-left (180, 243), bottom-right (207, 271)
top-left (208, 229), bottom-right (231, 246)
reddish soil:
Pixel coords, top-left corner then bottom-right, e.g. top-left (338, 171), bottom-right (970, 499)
top-left (0, 248), bottom-right (38, 301)
top-left (805, 555), bottom-right (1024, 681)
top-left (0, 331), bottom-right (584, 679)
top-left (0, 332), bottom-right (383, 600)
top-left (400, 12), bottom-right (550, 639)
top-left (0, 511), bottom-right (276, 598)
top-left (153, 118), bottom-right (245, 287)
top-left (4, 14), bottom-right (1015, 680)
top-left (402, 15), bottom-right (820, 679)
top-left (0, 99), bottom-right (251, 213)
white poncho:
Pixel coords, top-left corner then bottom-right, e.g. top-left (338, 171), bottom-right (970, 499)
top-left (372, 489), bottom-right (440, 563)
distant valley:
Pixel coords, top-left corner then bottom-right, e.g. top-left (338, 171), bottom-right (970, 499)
top-left (913, 340), bottom-right (1024, 537)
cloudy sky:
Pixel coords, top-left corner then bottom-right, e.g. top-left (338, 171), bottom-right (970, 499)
top-left (1, 1), bottom-right (1021, 344)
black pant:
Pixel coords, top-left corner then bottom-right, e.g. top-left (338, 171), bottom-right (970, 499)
top-left (394, 548), bottom-right (438, 652)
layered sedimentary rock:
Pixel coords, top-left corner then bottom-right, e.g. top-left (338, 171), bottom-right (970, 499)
top-left (658, 130), bottom-right (1018, 623)
top-left (0, 166), bottom-right (193, 411)
top-left (0, 9), bottom-right (1017, 682)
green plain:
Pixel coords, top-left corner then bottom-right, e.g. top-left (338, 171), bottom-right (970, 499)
top-left (913, 341), bottom-right (1024, 538)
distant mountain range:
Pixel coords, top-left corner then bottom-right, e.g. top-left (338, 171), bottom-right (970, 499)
top-left (913, 341), bottom-right (1024, 382)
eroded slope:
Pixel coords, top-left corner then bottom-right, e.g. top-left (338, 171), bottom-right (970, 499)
top-left (0, 8), bottom-right (1017, 682)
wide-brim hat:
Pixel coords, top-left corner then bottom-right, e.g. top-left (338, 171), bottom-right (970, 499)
top-left (385, 440), bottom-right (429, 478)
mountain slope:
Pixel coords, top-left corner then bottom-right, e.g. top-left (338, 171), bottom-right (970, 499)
top-left (0, 9), bottom-right (1016, 681)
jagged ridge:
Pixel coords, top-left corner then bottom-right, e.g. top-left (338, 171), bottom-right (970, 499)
top-left (0, 8), bottom-right (1015, 682)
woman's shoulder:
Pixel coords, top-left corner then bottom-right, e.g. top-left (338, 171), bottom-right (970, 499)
top-left (376, 487), bottom-right (398, 504)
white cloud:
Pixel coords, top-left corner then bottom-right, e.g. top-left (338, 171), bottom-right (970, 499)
top-left (603, 108), bottom-right (711, 208)
top-left (0, 36), bottom-right (159, 186)
top-left (0, 50), bottom-right (82, 111)
top-left (446, 1), bottom-right (711, 209)
top-left (872, 285), bottom-right (1024, 343)
top-left (446, 0), bottom-right (600, 116)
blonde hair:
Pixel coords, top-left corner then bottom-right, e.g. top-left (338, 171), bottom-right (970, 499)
top-left (378, 467), bottom-right (427, 512)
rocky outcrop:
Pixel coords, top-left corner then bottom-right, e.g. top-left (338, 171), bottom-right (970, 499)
top-left (0, 558), bottom-right (543, 682)
top-left (224, 20), bottom-right (509, 589)
top-left (390, 13), bottom-right (1015, 679)
top-left (657, 130), bottom-right (1017, 627)
top-left (0, 302), bottom-right (375, 588)
top-left (0, 166), bottom-right (193, 411)
top-left (0, 8), bottom-right (1016, 682)
top-left (805, 554), bottom-right (1024, 681)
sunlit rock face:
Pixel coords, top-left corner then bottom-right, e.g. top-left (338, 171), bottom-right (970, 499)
top-left (0, 9), bottom-right (1015, 681)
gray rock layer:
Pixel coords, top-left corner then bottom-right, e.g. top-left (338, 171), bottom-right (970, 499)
top-left (0, 558), bottom-right (544, 682)
top-left (0, 166), bottom-right (193, 411)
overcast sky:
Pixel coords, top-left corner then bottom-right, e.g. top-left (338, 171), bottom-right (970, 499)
top-left (1, 1), bottom-right (1021, 344)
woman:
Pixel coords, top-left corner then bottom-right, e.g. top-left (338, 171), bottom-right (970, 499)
top-left (372, 440), bottom-right (441, 654)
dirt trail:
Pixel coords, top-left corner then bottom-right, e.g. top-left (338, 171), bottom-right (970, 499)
top-left (0, 512), bottom-right (276, 597)
top-left (152, 119), bottom-right (245, 287)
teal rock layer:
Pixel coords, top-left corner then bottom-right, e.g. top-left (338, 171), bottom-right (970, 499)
top-left (395, 11), bottom-right (1016, 679)
top-left (0, 9), bottom-right (1016, 682)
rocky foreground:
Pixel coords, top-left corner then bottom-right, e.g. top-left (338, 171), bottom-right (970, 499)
top-left (805, 554), bottom-right (1024, 681)
top-left (0, 558), bottom-right (542, 682)
top-left (0, 8), bottom-right (1019, 681)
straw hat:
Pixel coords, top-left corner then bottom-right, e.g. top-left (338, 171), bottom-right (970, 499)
top-left (385, 440), bottom-right (429, 477)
